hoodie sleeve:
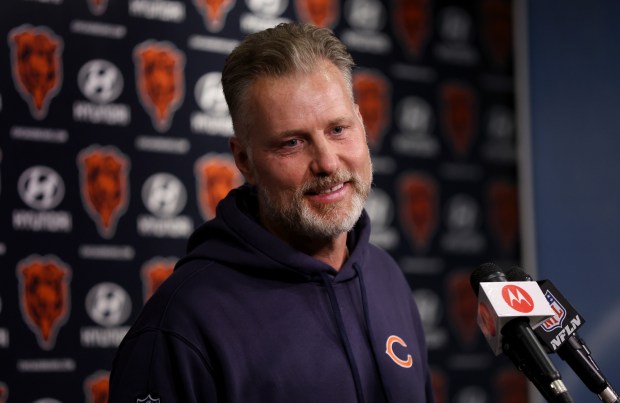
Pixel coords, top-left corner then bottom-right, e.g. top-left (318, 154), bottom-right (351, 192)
top-left (109, 328), bottom-right (219, 402)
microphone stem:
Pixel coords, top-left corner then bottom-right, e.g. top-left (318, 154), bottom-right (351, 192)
top-left (501, 319), bottom-right (574, 403)
top-left (599, 385), bottom-right (620, 403)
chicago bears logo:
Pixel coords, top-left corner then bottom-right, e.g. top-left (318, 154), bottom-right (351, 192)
top-left (84, 370), bottom-right (110, 403)
top-left (17, 255), bottom-right (71, 350)
top-left (353, 70), bottom-right (390, 151)
top-left (447, 271), bottom-right (479, 347)
top-left (193, 0), bottom-right (236, 32)
top-left (141, 257), bottom-right (177, 302)
top-left (440, 82), bottom-right (476, 158)
top-left (195, 153), bottom-right (242, 220)
top-left (392, 0), bottom-right (430, 57)
top-left (8, 25), bottom-right (63, 120)
top-left (481, 0), bottom-right (513, 67)
top-left (78, 145), bottom-right (130, 239)
top-left (385, 335), bottom-right (413, 368)
top-left (398, 172), bottom-right (438, 251)
top-left (295, 0), bottom-right (339, 27)
top-left (87, 0), bottom-right (109, 15)
top-left (487, 180), bottom-right (518, 253)
top-left (134, 41), bottom-right (185, 132)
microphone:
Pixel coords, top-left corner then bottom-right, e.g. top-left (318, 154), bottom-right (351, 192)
top-left (471, 263), bottom-right (574, 403)
top-left (506, 267), bottom-right (620, 403)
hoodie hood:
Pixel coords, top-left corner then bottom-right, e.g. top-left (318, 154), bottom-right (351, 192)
top-left (178, 185), bottom-right (371, 281)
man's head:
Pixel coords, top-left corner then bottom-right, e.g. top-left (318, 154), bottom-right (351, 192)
top-left (222, 23), bottom-right (355, 141)
top-left (223, 23), bottom-right (372, 244)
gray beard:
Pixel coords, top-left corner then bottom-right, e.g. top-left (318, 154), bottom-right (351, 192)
top-left (256, 169), bottom-right (371, 241)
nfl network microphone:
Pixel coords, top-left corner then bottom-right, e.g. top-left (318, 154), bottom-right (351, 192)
top-left (506, 266), bottom-right (620, 403)
top-left (470, 262), bottom-right (574, 403)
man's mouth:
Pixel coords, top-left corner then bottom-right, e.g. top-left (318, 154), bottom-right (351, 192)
top-left (316, 183), bottom-right (344, 195)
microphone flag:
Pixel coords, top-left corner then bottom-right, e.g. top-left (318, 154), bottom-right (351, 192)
top-left (477, 281), bottom-right (555, 355)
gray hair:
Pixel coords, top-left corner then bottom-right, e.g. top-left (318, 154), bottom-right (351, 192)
top-left (221, 23), bottom-right (355, 140)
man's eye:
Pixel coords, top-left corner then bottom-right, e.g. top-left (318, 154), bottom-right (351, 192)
top-left (333, 126), bottom-right (345, 135)
top-left (284, 139), bottom-right (299, 147)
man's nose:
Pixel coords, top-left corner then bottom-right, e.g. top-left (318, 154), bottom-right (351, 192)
top-left (309, 136), bottom-right (339, 176)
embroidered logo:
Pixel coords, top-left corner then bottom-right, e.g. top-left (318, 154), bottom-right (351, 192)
top-left (385, 335), bottom-right (413, 368)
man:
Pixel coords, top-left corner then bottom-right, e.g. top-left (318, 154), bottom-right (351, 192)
top-left (109, 23), bottom-right (434, 402)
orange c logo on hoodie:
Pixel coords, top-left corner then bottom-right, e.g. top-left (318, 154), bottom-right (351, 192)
top-left (386, 335), bottom-right (413, 368)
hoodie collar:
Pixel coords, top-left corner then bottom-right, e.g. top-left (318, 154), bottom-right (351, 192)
top-left (184, 185), bottom-right (370, 281)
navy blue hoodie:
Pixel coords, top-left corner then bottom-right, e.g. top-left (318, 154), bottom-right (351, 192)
top-left (109, 185), bottom-right (434, 402)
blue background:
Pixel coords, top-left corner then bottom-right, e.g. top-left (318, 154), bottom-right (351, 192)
top-left (525, 0), bottom-right (620, 401)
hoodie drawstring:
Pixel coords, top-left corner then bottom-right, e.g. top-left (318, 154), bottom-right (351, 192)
top-left (320, 271), bottom-right (366, 403)
top-left (354, 263), bottom-right (391, 403)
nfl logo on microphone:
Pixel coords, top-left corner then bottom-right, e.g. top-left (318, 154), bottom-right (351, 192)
top-left (540, 290), bottom-right (566, 332)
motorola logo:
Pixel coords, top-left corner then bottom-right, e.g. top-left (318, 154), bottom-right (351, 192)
top-left (17, 166), bottom-right (65, 210)
top-left (78, 59), bottom-right (123, 104)
top-left (85, 282), bottom-right (132, 327)
top-left (142, 173), bottom-right (187, 218)
top-left (502, 284), bottom-right (534, 313)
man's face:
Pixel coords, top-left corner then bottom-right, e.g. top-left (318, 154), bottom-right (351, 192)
top-left (232, 60), bottom-right (373, 241)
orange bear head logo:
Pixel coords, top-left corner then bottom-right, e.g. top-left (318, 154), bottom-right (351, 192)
top-left (9, 25), bottom-right (63, 119)
top-left (17, 255), bottom-right (71, 350)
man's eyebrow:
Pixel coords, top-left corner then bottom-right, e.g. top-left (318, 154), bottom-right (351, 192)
top-left (273, 117), bottom-right (352, 137)
top-left (275, 129), bottom-right (306, 138)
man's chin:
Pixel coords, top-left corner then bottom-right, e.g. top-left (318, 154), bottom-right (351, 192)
top-left (302, 205), bottom-right (361, 233)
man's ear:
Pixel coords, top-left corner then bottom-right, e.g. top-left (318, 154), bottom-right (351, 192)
top-left (354, 103), bottom-right (369, 140)
top-left (229, 137), bottom-right (257, 185)
top-left (354, 103), bottom-right (364, 126)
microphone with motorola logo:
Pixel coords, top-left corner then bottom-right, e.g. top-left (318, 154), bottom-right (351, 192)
top-left (470, 262), bottom-right (574, 403)
top-left (506, 266), bottom-right (620, 403)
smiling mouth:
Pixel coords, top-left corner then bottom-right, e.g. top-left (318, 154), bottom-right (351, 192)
top-left (308, 182), bottom-right (345, 195)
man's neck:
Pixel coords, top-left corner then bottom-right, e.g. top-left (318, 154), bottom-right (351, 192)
top-left (260, 217), bottom-right (349, 271)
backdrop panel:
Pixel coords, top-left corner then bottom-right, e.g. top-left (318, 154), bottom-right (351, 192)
top-left (0, 0), bottom-right (523, 401)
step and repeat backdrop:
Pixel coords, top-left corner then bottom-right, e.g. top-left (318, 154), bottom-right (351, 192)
top-left (0, 0), bottom-right (523, 401)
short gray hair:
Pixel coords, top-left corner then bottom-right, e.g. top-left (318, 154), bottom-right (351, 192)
top-left (221, 23), bottom-right (355, 140)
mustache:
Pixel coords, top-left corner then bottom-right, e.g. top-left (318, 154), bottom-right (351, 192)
top-left (299, 170), bottom-right (356, 195)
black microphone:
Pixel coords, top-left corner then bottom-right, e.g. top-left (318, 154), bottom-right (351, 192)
top-left (471, 263), bottom-right (574, 403)
top-left (506, 267), bottom-right (620, 403)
